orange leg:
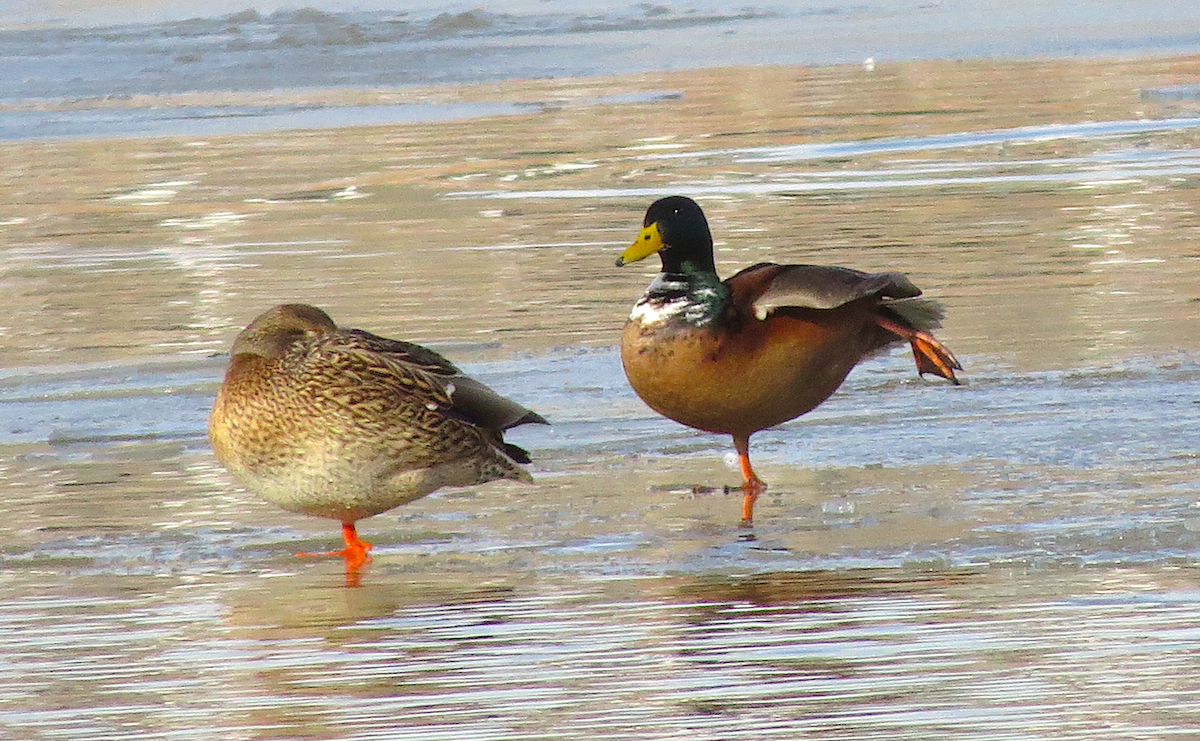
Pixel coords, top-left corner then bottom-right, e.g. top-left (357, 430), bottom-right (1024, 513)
top-left (339, 522), bottom-right (372, 570)
top-left (874, 315), bottom-right (962, 384)
top-left (733, 434), bottom-right (767, 527)
top-left (297, 521), bottom-right (372, 570)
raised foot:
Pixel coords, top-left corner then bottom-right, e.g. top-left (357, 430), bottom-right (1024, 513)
top-left (911, 332), bottom-right (963, 384)
top-left (873, 314), bottom-right (962, 384)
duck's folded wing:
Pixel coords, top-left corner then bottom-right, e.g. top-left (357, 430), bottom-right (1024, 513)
top-left (309, 331), bottom-right (456, 414)
top-left (343, 329), bottom-right (461, 376)
top-left (446, 376), bottom-right (549, 431)
top-left (735, 263), bottom-right (923, 319)
top-left (335, 330), bottom-right (547, 431)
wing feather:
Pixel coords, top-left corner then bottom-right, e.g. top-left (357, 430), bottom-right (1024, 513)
top-left (741, 264), bottom-right (923, 320)
top-left (317, 330), bottom-right (547, 432)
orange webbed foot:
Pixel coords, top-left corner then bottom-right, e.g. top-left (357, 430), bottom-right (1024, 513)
top-left (297, 522), bottom-right (372, 570)
top-left (874, 315), bottom-right (962, 384)
top-left (733, 434), bottom-right (767, 527)
top-left (740, 475), bottom-right (767, 528)
top-left (910, 331), bottom-right (962, 384)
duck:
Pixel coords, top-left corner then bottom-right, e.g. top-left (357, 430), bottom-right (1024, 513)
top-left (617, 196), bottom-right (961, 526)
top-left (209, 304), bottom-right (547, 570)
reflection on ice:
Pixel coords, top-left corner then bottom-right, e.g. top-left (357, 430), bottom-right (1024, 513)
top-left (453, 117), bottom-right (1200, 201)
top-left (666, 117), bottom-right (1200, 162)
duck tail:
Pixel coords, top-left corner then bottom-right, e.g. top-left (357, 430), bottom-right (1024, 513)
top-left (479, 433), bottom-right (536, 483)
top-left (885, 296), bottom-right (944, 331)
top-left (502, 441), bottom-right (533, 465)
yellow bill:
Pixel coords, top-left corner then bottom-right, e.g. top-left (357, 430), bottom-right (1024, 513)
top-left (616, 221), bottom-right (664, 266)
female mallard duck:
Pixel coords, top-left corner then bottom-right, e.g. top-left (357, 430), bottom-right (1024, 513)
top-left (209, 304), bottom-right (547, 569)
top-left (617, 196), bottom-right (961, 526)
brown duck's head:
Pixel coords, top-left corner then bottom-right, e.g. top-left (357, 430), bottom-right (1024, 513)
top-left (616, 195), bottom-right (716, 274)
top-left (230, 304), bottom-right (337, 358)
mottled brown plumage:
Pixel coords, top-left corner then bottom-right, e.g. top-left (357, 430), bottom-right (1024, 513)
top-left (618, 197), bottom-right (961, 525)
top-left (209, 304), bottom-right (546, 568)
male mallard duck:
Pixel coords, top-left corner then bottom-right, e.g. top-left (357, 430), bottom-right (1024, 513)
top-left (617, 196), bottom-right (961, 525)
top-left (209, 304), bottom-right (547, 569)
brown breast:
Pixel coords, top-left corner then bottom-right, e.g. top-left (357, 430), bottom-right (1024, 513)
top-left (621, 298), bottom-right (886, 437)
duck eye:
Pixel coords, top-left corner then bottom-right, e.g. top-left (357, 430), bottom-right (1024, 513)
top-left (644, 234), bottom-right (651, 241)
